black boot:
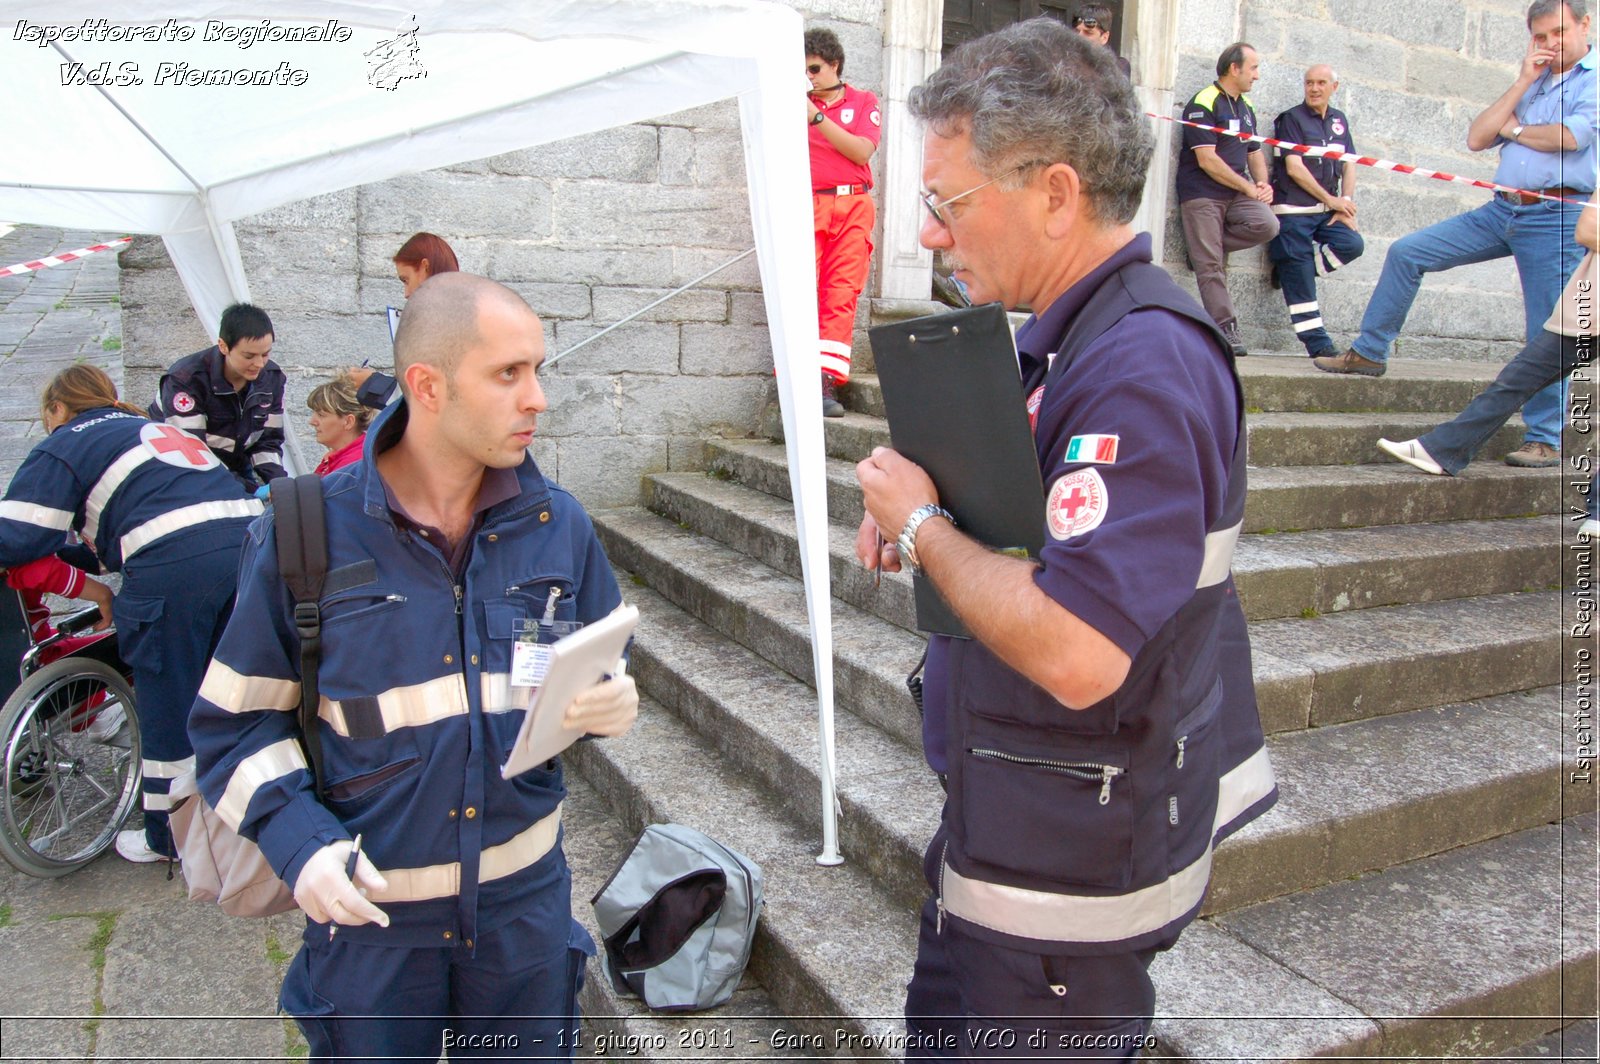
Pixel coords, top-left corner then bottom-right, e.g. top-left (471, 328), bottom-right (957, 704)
top-left (821, 374), bottom-right (845, 418)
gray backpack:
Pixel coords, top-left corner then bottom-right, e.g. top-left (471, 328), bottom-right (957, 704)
top-left (591, 824), bottom-right (764, 1011)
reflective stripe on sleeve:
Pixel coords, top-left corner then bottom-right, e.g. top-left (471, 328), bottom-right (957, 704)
top-left (141, 755), bottom-right (196, 778)
top-left (1196, 521), bottom-right (1241, 589)
top-left (264, 414), bottom-right (284, 428)
top-left (199, 659), bottom-right (300, 714)
top-left (319, 673), bottom-right (470, 737)
top-left (942, 845), bottom-right (1214, 944)
top-left (119, 498), bottom-right (263, 560)
top-left (0, 499), bottom-right (75, 532)
top-left (368, 803), bottom-right (563, 904)
top-left (167, 415), bottom-right (206, 430)
top-left (216, 738), bottom-right (308, 830)
top-left (251, 450), bottom-right (281, 468)
top-left (205, 434), bottom-right (237, 452)
top-left (83, 445), bottom-right (155, 545)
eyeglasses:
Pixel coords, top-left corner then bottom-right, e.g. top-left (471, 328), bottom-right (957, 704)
top-left (920, 163), bottom-right (1039, 228)
top-left (1072, 16), bottom-right (1100, 28)
top-left (806, 63), bottom-right (823, 74)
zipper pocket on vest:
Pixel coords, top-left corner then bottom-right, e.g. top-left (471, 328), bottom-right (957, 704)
top-left (968, 748), bottom-right (1123, 805)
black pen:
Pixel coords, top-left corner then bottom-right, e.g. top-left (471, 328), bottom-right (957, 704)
top-left (331, 833), bottom-right (363, 941)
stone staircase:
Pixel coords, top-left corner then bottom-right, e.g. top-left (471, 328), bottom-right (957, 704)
top-left (559, 302), bottom-right (1594, 1060)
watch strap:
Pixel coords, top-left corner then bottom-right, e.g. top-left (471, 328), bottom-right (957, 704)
top-left (897, 504), bottom-right (955, 575)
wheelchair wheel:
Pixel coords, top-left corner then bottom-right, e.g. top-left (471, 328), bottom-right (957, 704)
top-left (0, 657), bottom-right (141, 877)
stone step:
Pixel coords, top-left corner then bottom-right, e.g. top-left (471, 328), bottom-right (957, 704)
top-left (705, 438), bottom-right (1562, 534)
top-left (564, 640), bottom-right (1592, 1061)
top-left (807, 408), bottom-right (1525, 469)
top-left (594, 505), bottom-right (1562, 742)
top-left (643, 471), bottom-right (1562, 624)
top-left (843, 355), bottom-right (1508, 417)
top-left (1184, 814), bottom-right (1597, 1061)
top-left (610, 558), bottom-right (1569, 920)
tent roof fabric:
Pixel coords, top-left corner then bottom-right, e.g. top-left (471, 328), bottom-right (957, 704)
top-left (1, 0), bottom-right (843, 859)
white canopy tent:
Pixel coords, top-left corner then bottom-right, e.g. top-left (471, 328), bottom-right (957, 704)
top-left (0, 0), bottom-right (844, 861)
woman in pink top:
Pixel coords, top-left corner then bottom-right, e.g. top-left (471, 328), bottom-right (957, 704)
top-left (307, 375), bottom-right (374, 476)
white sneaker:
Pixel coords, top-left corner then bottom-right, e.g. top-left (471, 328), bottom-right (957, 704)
top-left (1378, 438), bottom-right (1446, 476)
top-left (82, 704), bottom-right (128, 745)
top-left (115, 828), bottom-right (175, 864)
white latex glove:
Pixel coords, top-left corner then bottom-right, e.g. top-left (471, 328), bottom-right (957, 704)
top-left (293, 840), bottom-right (391, 928)
top-left (562, 659), bottom-right (638, 737)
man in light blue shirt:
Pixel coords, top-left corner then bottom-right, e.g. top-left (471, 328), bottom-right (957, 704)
top-left (1315, 0), bottom-right (1595, 468)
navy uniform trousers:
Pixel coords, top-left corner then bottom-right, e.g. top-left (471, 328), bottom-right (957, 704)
top-left (113, 523), bottom-right (245, 856)
top-left (904, 825), bottom-right (1167, 1063)
top-left (281, 852), bottom-right (595, 1062)
top-left (1268, 212), bottom-right (1365, 355)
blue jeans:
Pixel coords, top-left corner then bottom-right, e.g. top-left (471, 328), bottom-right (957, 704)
top-left (1418, 329), bottom-right (1586, 473)
top-left (1353, 195), bottom-right (1586, 446)
top-left (1268, 212), bottom-right (1366, 354)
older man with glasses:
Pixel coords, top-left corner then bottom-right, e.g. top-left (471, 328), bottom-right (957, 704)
top-left (805, 25), bottom-right (881, 417)
top-left (856, 18), bottom-right (1274, 1060)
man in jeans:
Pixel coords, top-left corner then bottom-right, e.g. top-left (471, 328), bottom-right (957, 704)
top-left (1377, 197), bottom-right (1595, 529)
top-left (1315, 0), bottom-right (1595, 469)
top-left (1176, 42), bottom-right (1278, 357)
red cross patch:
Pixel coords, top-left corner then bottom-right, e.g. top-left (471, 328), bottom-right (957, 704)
top-left (141, 423), bottom-right (219, 470)
top-left (170, 391), bottom-right (195, 414)
top-left (1046, 468), bottom-right (1109, 540)
top-left (1331, 117), bottom-right (1346, 136)
top-left (1026, 386), bottom-right (1045, 434)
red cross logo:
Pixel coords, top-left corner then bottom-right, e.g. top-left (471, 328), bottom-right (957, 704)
top-left (141, 424), bottom-right (219, 470)
top-left (1046, 469), bottom-right (1108, 540)
top-left (1059, 486), bottom-right (1091, 517)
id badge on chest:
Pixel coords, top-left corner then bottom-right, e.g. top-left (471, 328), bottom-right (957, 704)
top-left (512, 617), bottom-right (584, 687)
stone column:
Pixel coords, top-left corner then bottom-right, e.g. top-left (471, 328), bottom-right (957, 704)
top-left (1127, 0), bottom-right (1182, 263)
top-left (876, 0), bottom-right (942, 300)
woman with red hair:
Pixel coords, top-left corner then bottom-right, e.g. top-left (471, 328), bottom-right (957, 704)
top-left (392, 231), bottom-right (460, 298)
top-left (353, 233), bottom-right (464, 405)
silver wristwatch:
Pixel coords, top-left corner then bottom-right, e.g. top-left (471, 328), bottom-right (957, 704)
top-left (896, 504), bottom-right (955, 575)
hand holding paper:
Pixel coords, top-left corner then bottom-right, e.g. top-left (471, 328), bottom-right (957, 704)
top-left (563, 661), bottom-right (638, 737)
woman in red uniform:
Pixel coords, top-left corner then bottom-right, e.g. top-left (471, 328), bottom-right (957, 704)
top-left (806, 27), bottom-right (881, 417)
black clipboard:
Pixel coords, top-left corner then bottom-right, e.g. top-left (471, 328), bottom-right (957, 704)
top-left (868, 302), bottom-right (1046, 637)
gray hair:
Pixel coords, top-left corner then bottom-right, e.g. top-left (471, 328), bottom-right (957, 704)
top-left (1528, 0), bottom-right (1586, 27)
top-left (908, 17), bottom-right (1152, 225)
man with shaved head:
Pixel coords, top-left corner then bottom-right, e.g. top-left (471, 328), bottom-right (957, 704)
top-left (191, 272), bottom-right (638, 1060)
top-left (1267, 64), bottom-right (1365, 358)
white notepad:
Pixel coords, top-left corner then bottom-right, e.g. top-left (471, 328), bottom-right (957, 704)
top-left (500, 603), bottom-right (639, 780)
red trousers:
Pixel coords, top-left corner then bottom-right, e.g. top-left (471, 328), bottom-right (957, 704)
top-left (814, 192), bottom-right (875, 384)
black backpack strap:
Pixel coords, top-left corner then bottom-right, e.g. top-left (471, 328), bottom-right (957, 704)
top-left (269, 474), bottom-right (330, 799)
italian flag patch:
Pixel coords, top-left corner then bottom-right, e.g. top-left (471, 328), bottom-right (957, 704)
top-left (1064, 434), bottom-right (1119, 465)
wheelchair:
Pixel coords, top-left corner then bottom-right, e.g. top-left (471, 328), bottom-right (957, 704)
top-left (0, 588), bottom-right (141, 877)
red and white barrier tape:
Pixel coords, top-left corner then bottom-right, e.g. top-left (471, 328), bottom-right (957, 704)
top-left (1149, 112), bottom-right (1591, 206)
top-left (0, 237), bottom-right (133, 279)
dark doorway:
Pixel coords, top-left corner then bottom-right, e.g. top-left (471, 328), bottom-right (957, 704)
top-left (941, 0), bottom-right (1124, 58)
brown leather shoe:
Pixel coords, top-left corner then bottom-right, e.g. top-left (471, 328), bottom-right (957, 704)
top-left (1503, 441), bottom-right (1560, 467)
top-left (1312, 348), bottom-right (1386, 377)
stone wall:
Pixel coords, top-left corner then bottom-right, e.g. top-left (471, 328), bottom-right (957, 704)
top-left (120, 0), bottom-right (886, 509)
top-left (1164, 0), bottom-right (1537, 362)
